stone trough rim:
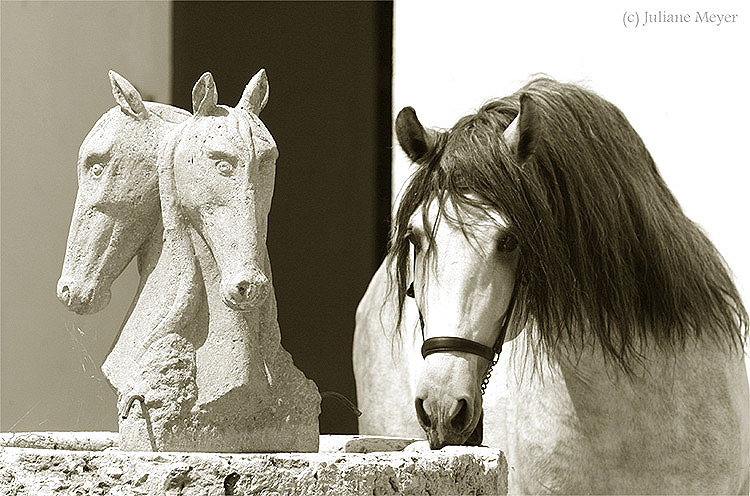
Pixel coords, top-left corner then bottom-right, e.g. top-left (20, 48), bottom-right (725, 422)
top-left (0, 431), bottom-right (438, 454)
top-left (0, 433), bottom-right (509, 495)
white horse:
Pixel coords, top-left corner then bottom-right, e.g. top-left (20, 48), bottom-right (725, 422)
top-left (354, 78), bottom-right (749, 494)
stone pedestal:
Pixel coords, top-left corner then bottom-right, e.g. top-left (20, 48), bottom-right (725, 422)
top-left (0, 433), bottom-right (507, 495)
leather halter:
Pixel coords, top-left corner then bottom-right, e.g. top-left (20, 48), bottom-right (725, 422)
top-left (421, 336), bottom-right (495, 361)
top-left (407, 277), bottom-right (519, 393)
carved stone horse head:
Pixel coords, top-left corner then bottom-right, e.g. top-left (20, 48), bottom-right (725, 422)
top-left (58, 72), bottom-right (189, 314)
top-left (158, 70), bottom-right (278, 312)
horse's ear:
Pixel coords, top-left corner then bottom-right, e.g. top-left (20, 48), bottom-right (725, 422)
top-left (109, 70), bottom-right (148, 120)
top-left (503, 93), bottom-right (539, 162)
top-left (395, 107), bottom-right (440, 164)
top-left (192, 72), bottom-right (219, 116)
top-left (237, 69), bottom-right (269, 115)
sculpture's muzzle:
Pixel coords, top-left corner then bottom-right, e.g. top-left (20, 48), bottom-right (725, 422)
top-left (56, 276), bottom-right (111, 314)
top-left (220, 265), bottom-right (270, 311)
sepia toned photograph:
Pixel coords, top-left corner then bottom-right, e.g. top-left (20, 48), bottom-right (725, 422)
top-left (1, 0), bottom-right (748, 493)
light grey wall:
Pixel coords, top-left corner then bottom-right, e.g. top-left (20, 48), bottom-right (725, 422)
top-left (1, 1), bottom-right (171, 431)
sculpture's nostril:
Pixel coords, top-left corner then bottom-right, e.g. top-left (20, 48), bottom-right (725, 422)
top-left (449, 398), bottom-right (469, 431)
top-left (236, 281), bottom-right (248, 297)
top-left (224, 272), bottom-right (270, 309)
top-left (59, 285), bottom-right (71, 305)
top-left (415, 398), bottom-right (431, 428)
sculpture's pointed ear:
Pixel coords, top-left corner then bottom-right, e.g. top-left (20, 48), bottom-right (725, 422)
top-left (395, 107), bottom-right (441, 164)
top-left (237, 69), bottom-right (269, 115)
top-left (192, 72), bottom-right (219, 116)
top-left (503, 93), bottom-right (539, 162)
top-left (109, 70), bottom-right (148, 119)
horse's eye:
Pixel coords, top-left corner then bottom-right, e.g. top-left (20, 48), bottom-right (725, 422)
top-left (91, 163), bottom-right (105, 177)
top-left (406, 230), bottom-right (422, 253)
top-left (406, 282), bottom-right (415, 298)
top-left (216, 159), bottom-right (236, 176)
top-left (497, 233), bottom-right (518, 253)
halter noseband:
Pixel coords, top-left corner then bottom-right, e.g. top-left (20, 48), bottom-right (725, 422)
top-left (408, 278), bottom-right (519, 393)
top-left (421, 336), bottom-right (495, 361)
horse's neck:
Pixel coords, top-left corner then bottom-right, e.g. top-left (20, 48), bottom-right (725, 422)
top-left (136, 217), bottom-right (164, 281)
top-left (103, 215), bottom-right (190, 390)
top-left (107, 218), bottom-right (164, 353)
top-left (107, 208), bottom-right (283, 401)
top-left (504, 331), bottom-right (748, 494)
top-left (106, 218), bottom-right (201, 352)
top-left (521, 332), bottom-right (690, 391)
top-left (185, 226), bottom-right (286, 404)
top-left (509, 330), bottom-right (746, 433)
top-left (552, 333), bottom-right (733, 382)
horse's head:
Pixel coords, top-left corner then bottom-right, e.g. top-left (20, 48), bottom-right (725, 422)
top-left (159, 70), bottom-right (277, 312)
top-left (392, 96), bottom-right (538, 448)
top-left (58, 71), bottom-right (188, 314)
top-left (394, 78), bottom-right (749, 450)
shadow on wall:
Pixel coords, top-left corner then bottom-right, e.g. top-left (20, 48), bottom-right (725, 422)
top-left (172, 1), bottom-right (393, 434)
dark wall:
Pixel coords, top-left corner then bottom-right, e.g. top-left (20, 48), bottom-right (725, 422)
top-left (173, 1), bottom-right (392, 434)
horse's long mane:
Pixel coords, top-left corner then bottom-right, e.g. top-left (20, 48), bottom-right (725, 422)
top-left (390, 78), bottom-right (747, 370)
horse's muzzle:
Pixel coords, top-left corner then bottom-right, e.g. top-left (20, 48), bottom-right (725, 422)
top-left (415, 394), bottom-right (480, 449)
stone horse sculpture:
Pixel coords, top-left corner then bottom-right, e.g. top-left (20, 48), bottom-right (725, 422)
top-left (58, 71), bottom-right (320, 452)
top-left (354, 78), bottom-right (749, 493)
top-left (58, 71), bottom-right (189, 316)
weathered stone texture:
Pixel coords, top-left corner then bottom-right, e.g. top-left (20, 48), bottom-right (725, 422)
top-left (0, 432), bottom-right (118, 452)
top-left (319, 435), bottom-right (423, 454)
top-left (0, 442), bottom-right (507, 495)
top-left (57, 70), bottom-right (320, 453)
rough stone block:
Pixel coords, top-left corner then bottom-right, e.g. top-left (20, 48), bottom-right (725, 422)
top-left (0, 434), bottom-right (507, 495)
top-left (0, 432), bottom-right (118, 452)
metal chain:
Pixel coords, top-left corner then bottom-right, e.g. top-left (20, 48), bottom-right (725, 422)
top-left (480, 353), bottom-right (500, 394)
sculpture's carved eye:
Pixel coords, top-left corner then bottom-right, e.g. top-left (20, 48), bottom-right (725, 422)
top-left (497, 232), bottom-right (518, 253)
top-left (209, 151), bottom-right (240, 177)
top-left (85, 151), bottom-right (110, 177)
top-left (91, 163), bottom-right (105, 177)
top-left (216, 159), bottom-right (236, 176)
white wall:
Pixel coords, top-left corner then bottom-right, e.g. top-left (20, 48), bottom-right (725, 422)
top-left (393, 0), bottom-right (749, 360)
top-left (1, 1), bottom-right (171, 431)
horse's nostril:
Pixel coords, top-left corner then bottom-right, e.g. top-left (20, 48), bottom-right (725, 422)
top-left (450, 398), bottom-right (469, 431)
top-left (415, 398), bottom-right (431, 428)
